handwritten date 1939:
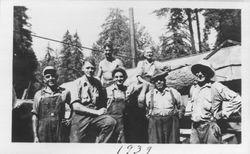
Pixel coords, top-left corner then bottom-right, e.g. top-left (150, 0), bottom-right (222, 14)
top-left (117, 145), bottom-right (152, 154)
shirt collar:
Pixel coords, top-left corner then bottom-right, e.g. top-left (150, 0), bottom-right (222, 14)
top-left (154, 87), bottom-right (170, 95)
top-left (200, 82), bottom-right (212, 90)
top-left (111, 84), bottom-right (127, 92)
top-left (42, 86), bottom-right (62, 95)
top-left (144, 59), bottom-right (154, 65)
top-left (81, 75), bottom-right (89, 86)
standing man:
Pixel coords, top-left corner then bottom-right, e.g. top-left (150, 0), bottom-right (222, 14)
top-left (70, 57), bottom-right (116, 143)
top-left (32, 66), bottom-right (71, 142)
top-left (146, 70), bottom-right (185, 143)
top-left (190, 60), bottom-right (241, 144)
top-left (97, 43), bottom-right (124, 88)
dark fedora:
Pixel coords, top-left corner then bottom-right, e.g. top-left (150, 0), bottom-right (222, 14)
top-left (150, 68), bottom-right (170, 83)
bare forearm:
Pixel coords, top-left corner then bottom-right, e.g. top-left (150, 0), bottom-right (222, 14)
top-left (72, 103), bottom-right (99, 115)
top-left (32, 115), bottom-right (38, 138)
top-left (97, 70), bottom-right (102, 80)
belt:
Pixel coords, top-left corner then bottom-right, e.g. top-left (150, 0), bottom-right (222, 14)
top-left (149, 109), bottom-right (177, 116)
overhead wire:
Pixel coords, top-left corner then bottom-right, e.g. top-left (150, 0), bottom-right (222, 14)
top-left (28, 32), bottom-right (135, 60)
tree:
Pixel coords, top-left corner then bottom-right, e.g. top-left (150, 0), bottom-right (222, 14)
top-left (194, 9), bottom-right (202, 52)
top-left (33, 43), bottom-right (60, 93)
top-left (203, 9), bottom-right (241, 47)
top-left (93, 8), bottom-right (153, 68)
top-left (57, 31), bottom-right (84, 84)
top-left (185, 8), bottom-right (196, 53)
top-left (154, 8), bottom-right (192, 60)
top-left (13, 6), bottom-right (38, 98)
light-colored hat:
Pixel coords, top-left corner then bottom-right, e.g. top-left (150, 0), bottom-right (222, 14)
top-left (42, 66), bottom-right (56, 76)
top-left (191, 60), bottom-right (215, 79)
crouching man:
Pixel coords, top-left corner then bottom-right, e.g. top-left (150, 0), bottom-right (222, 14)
top-left (190, 60), bottom-right (241, 144)
top-left (146, 70), bottom-right (185, 143)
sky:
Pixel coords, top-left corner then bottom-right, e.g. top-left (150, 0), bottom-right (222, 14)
top-left (26, 3), bottom-right (166, 60)
top-left (24, 1), bottom-right (216, 60)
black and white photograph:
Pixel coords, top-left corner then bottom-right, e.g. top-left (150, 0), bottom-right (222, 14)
top-left (1, 0), bottom-right (250, 153)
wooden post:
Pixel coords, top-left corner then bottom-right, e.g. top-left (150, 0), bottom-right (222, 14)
top-left (129, 8), bottom-right (136, 68)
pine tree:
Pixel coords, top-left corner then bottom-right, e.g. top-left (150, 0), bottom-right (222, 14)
top-left (57, 31), bottom-right (84, 84)
top-left (155, 8), bottom-right (192, 60)
top-left (203, 9), bottom-right (241, 47)
top-left (13, 6), bottom-right (38, 98)
top-left (93, 8), bottom-right (153, 68)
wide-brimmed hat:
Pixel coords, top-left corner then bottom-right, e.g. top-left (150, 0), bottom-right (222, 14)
top-left (150, 67), bottom-right (170, 82)
top-left (191, 60), bottom-right (215, 79)
top-left (42, 66), bottom-right (57, 76)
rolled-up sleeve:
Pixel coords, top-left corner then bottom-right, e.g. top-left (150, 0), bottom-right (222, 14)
top-left (31, 91), bottom-right (41, 117)
top-left (70, 79), bottom-right (82, 104)
top-left (216, 83), bottom-right (241, 118)
top-left (136, 61), bottom-right (144, 77)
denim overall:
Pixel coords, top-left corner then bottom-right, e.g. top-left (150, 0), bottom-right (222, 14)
top-left (107, 89), bottom-right (127, 143)
top-left (37, 94), bottom-right (65, 142)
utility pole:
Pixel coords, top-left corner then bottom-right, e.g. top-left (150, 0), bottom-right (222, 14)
top-left (129, 8), bottom-right (136, 68)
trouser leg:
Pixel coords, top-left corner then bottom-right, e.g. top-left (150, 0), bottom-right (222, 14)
top-left (69, 113), bottom-right (92, 143)
top-left (207, 122), bottom-right (222, 144)
top-left (190, 123), bottom-right (201, 144)
top-left (168, 116), bottom-right (180, 143)
top-left (91, 115), bottom-right (116, 143)
top-left (148, 117), bottom-right (163, 143)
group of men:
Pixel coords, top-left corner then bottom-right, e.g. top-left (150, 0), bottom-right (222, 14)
top-left (31, 43), bottom-right (241, 144)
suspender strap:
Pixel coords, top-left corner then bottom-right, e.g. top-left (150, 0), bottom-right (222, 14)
top-left (148, 89), bottom-right (154, 116)
top-left (169, 88), bottom-right (177, 107)
top-left (210, 83), bottom-right (217, 118)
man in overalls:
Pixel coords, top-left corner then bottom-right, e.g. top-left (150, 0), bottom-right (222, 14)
top-left (32, 66), bottom-right (71, 142)
top-left (70, 57), bottom-right (116, 143)
top-left (145, 70), bottom-right (185, 143)
top-left (190, 60), bottom-right (241, 144)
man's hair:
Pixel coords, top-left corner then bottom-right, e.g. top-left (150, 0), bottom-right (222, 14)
top-left (83, 57), bottom-right (96, 67)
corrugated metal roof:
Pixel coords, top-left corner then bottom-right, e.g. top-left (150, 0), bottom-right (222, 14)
top-left (206, 45), bottom-right (241, 81)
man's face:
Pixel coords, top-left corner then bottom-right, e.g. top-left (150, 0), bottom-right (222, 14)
top-left (144, 50), bottom-right (153, 60)
top-left (114, 71), bottom-right (125, 86)
top-left (104, 46), bottom-right (113, 59)
top-left (82, 61), bottom-right (95, 77)
top-left (195, 71), bottom-right (207, 83)
top-left (154, 78), bottom-right (166, 91)
top-left (43, 73), bottom-right (57, 87)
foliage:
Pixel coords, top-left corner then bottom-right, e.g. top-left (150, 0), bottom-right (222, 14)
top-left (35, 43), bottom-right (60, 87)
top-left (13, 6), bottom-right (38, 98)
top-left (155, 8), bottom-right (192, 60)
top-left (93, 8), bottom-right (153, 68)
top-left (57, 30), bottom-right (84, 84)
top-left (203, 9), bottom-right (241, 47)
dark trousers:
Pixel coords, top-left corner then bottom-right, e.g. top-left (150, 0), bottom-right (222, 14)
top-left (148, 115), bottom-right (180, 143)
top-left (70, 113), bottom-right (116, 143)
top-left (190, 121), bottom-right (222, 144)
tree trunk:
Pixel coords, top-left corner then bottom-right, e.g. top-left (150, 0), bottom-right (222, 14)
top-left (185, 9), bottom-right (196, 54)
top-left (195, 9), bottom-right (202, 53)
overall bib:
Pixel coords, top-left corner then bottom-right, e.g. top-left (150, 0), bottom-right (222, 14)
top-left (37, 94), bottom-right (65, 142)
top-left (107, 90), bottom-right (127, 143)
